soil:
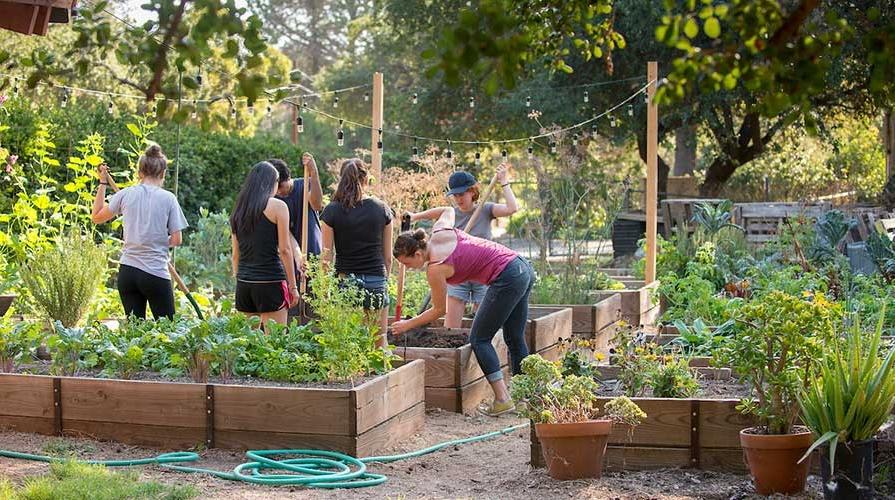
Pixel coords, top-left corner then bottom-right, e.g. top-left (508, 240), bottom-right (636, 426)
top-left (596, 378), bottom-right (751, 400)
top-left (0, 408), bottom-right (825, 499)
top-left (388, 327), bottom-right (470, 348)
top-left (11, 361), bottom-right (376, 390)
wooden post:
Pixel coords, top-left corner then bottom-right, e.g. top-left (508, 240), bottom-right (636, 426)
top-left (885, 110), bottom-right (894, 182)
top-left (644, 62), bottom-right (659, 284)
top-left (371, 72), bottom-right (384, 194)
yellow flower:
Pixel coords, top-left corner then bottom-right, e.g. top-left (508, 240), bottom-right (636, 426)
top-left (595, 352), bottom-right (606, 362)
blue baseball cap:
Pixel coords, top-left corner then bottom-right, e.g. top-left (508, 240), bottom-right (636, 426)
top-left (447, 171), bottom-right (477, 196)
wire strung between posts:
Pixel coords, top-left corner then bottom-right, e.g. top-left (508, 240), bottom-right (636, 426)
top-left (286, 79), bottom-right (655, 146)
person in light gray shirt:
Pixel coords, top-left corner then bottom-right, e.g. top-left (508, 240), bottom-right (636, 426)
top-left (91, 144), bottom-right (189, 319)
top-left (408, 163), bottom-right (518, 327)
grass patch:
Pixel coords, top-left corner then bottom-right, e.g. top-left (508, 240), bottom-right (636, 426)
top-left (2, 461), bottom-right (196, 500)
top-left (40, 439), bottom-right (96, 459)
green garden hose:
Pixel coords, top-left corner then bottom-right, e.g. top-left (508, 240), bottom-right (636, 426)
top-left (0, 423), bottom-right (529, 489)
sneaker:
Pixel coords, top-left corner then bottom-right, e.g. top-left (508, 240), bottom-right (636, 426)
top-left (478, 399), bottom-right (515, 417)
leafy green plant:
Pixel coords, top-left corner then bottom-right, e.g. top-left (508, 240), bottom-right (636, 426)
top-left (19, 232), bottom-right (108, 327)
top-left (531, 264), bottom-right (624, 305)
top-left (240, 321), bottom-right (318, 383)
top-left (0, 253), bottom-right (18, 295)
top-left (658, 272), bottom-right (742, 325)
top-left (867, 230), bottom-right (895, 283)
top-left (799, 307), bottom-right (895, 473)
top-left (511, 354), bottom-right (646, 426)
top-left (173, 209), bottom-right (234, 297)
top-left (669, 318), bottom-right (735, 356)
top-left (46, 322), bottom-right (98, 376)
top-left (170, 319), bottom-right (213, 383)
top-left (649, 356), bottom-right (699, 399)
top-left (205, 315), bottom-right (254, 381)
top-left (96, 325), bottom-right (145, 380)
top-left (691, 200), bottom-right (741, 237)
top-left (0, 317), bottom-right (39, 372)
top-left (717, 291), bottom-right (842, 435)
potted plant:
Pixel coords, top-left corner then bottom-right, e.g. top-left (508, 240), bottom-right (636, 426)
top-left (718, 290), bottom-right (841, 495)
top-left (799, 307), bottom-right (895, 500)
top-left (511, 354), bottom-right (646, 480)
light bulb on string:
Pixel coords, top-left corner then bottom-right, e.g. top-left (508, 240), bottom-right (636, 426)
top-left (609, 114), bottom-right (617, 128)
top-left (469, 96), bottom-right (475, 109)
top-left (377, 128), bottom-right (383, 150)
top-left (572, 133), bottom-right (579, 146)
top-left (364, 92), bottom-right (370, 102)
top-left (196, 70), bottom-right (202, 88)
top-left (644, 91), bottom-right (649, 104)
top-left (296, 114), bottom-right (304, 133)
top-left (337, 119), bottom-right (344, 146)
top-left (61, 90), bottom-right (69, 108)
top-left (446, 141), bottom-right (453, 160)
top-left (525, 96), bottom-right (531, 108)
top-left (412, 93), bottom-right (418, 105)
top-left (501, 149), bottom-right (508, 161)
top-left (12, 77), bottom-right (18, 96)
top-left (248, 102), bottom-right (255, 115)
top-left (107, 98), bottom-right (114, 115)
top-left (474, 149), bottom-right (481, 166)
top-left (627, 104), bottom-right (634, 117)
top-left (191, 99), bottom-right (198, 119)
top-left (550, 140), bottom-right (557, 154)
top-left (266, 102), bottom-right (272, 116)
top-left (333, 96), bottom-right (339, 108)
top-left (583, 90), bottom-right (589, 103)
top-left (411, 139), bottom-right (419, 161)
top-left (527, 139), bottom-right (534, 159)
top-left (230, 103), bottom-right (237, 120)
top-left (591, 122), bottom-right (598, 137)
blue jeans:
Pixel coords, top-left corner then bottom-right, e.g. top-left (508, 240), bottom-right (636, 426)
top-left (469, 257), bottom-right (535, 382)
top-left (340, 273), bottom-right (390, 310)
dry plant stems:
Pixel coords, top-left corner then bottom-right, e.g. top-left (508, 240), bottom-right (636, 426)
top-left (19, 232), bottom-right (108, 328)
top-left (799, 306), bottom-right (895, 471)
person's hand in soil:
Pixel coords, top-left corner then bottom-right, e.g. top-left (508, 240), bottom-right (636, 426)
top-left (391, 319), bottom-right (413, 335)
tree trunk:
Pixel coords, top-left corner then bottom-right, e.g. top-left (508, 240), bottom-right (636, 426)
top-left (699, 156), bottom-right (739, 197)
top-left (673, 124), bottom-right (697, 176)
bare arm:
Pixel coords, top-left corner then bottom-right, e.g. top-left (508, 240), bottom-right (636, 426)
top-left (304, 153), bottom-right (324, 212)
top-left (91, 164), bottom-right (115, 224)
top-left (231, 234), bottom-right (239, 277)
top-left (168, 231), bottom-right (183, 248)
top-left (321, 221), bottom-right (334, 270)
top-left (490, 163), bottom-right (518, 217)
top-left (400, 264), bottom-right (452, 329)
top-left (273, 200), bottom-right (297, 291)
top-left (382, 220), bottom-right (393, 275)
top-left (432, 206), bottom-right (456, 231)
top-left (409, 207), bottom-right (448, 222)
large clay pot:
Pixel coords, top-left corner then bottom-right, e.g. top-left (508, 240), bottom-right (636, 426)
top-left (740, 427), bottom-right (813, 495)
top-left (0, 294), bottom-right (15, 317)
top-left (535, 419), bottom-right (612, 480)
top-left (821, 439), bottom-right (875, 500)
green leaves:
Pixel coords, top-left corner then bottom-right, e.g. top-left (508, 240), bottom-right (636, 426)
top-left (703, 16), bottom-right (721, 38)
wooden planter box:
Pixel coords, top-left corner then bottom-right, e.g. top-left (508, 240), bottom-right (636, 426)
top-left (594, 363), bottom-right (732, 381)
top-left (0, 360), bottom-right (425, 457)
top-left (530, 292), bottom-right (622, 340)
top-left (394, 328), bottom-right (509, 414)
top-left (590, 281), bottom-right (660, 326)
top-left (524, 306), bottom-right (572, 362)
top-left (530, 398), bottom-right (754, 472)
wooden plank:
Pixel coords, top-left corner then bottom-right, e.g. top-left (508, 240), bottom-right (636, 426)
top-left (395, 345), bottom-right (458, 388)
top-left (215, 429), bottom-right (355, 455)
top-left (700, 448), bottom-right (748, 473)
top-left (0, 2), bottom-right (39, 35)
top-left (593, 294), bottom-right (620, 333)
top-left (356, 402), bottom-right (426, 457)
top-left (606, 446), bottom-right (690, 471)
top-left (0, 373), bottom-right (54, 418)
top-left (353, 359), bottom-right (425, 435)
top-left (425, 367), bottom-right (510, 413)
top-left (0, 415), bottom-right (55, 435)
top-left (61, 420), bottom-right (205, 449)
top-left (591, 322), bottom-right (618, 357)
top-left (2, 0), bottom-right (74, 7)
top-left (457, 334), bottom-right (508, 386)
top-left (598, 398), bottom-right (691, 447)
top-left (423, 386), bottom-right (460, 413)
top-left (31, 4), bottom-right (50, 35)
top-left (525, 307), bottom-right (572, 352)
top-left (60, 378), bottom-right (205, 428)
top-left (699, 400), bottom-right (754, 448)
top-left (214, 384), bottom-right (350, 435)
top-left (645, 60), bottom-right (658, 283)
top-left (535, 343), bottom-right (565, 362)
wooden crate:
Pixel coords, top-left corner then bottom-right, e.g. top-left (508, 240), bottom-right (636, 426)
top-left (591, 281), bottom-right (660, 326)
top-left (394, 328), bottom-right (509, 414)
top-left (530, 398), bottom-right (754, 472)
top-left (731, 202), bottom-right (832, 244)
top-left (0, 360), bottom-right (425, 457)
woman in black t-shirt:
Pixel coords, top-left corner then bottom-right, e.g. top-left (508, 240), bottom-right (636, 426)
top-left (320, 158), bottom-right (393, 346)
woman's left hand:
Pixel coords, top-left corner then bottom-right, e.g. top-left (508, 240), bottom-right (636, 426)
top-left (391, 319), bottom-right (412, 335)
top-left (496, 163), bottom-right (509, 184)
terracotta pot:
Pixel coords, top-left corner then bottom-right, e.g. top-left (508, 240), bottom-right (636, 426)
top-left (740, 427), bottom-right (813, 495)
top-left (535, 419), bottom-right (612, 480)
top-left (0, 294), bottom-right (15, 317)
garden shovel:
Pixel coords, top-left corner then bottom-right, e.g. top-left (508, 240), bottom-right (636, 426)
top-left (103, 171), bottom-right (204, 320)
top-left (296, 153), bottom-right (313, 323)
top-left (394, 213), bottom-right (412, 321)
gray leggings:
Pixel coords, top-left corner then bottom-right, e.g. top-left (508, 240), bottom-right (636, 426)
top-left (468, 257), bottom-right (535, 382)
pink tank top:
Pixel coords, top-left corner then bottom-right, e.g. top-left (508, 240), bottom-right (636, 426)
top-left (435, 228), bottom-right (518, 285)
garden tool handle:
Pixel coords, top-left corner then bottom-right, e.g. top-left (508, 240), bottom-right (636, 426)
top-left (299, 155), bottom-right (311, 296)
top-left (462, 173), bottom-right (499, 233)
top-left (394, 214), bottom-right (413, 321)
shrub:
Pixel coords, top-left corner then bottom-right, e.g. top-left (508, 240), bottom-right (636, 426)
top-left (173, 209), bottom-right (233, 297)
top-left (19, 232), bottom-right (108, 327)
top-left (0, 318), bottom-right (39, 373)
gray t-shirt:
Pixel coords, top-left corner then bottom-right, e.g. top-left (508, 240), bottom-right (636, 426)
top-left (454, 202), bottom-right (495, 239)
top-left (109, 184), bottom-right (189, 280)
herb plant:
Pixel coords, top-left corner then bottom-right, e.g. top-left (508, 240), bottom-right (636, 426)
top-left (0, 317), bottom-right (38, 372)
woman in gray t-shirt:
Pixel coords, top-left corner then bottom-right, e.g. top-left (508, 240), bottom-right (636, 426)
top-left (407, 163), bottom-right (518, 327)
top-left (91, 144), bottom-right (189, 319)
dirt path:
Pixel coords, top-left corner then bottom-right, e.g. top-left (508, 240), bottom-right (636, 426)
top-left (0, 409), bottom-right (821, 499)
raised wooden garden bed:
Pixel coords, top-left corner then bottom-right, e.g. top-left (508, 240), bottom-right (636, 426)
top-left (524, 306), bottom-right (572, 362)
top-left (0, 360), bottom-right (425, 457)
top-left (530, 398), bottom-right (754, 472)
top-left (530, 292), bottom-right (622, 342)
top-left (590, 280), bottom-right (660, 327)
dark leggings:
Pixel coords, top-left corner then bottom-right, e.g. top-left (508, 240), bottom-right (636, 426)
top-left (469, 257), bottom-right (535, 382)
top-left (117, 264), bottom-right (175, 320)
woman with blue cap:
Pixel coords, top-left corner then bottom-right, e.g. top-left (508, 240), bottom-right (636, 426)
top-left (406, 163), bottom-right (518, 327)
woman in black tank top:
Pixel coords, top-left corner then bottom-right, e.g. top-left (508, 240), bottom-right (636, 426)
top-left (230, 162), bottom-right (299, 325)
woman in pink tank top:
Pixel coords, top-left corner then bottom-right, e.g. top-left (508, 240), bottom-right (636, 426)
top-left (392, 208), bottom-right (535, 417)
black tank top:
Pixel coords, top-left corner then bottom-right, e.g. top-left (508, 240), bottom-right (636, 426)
top-left (236, 214), bottom-right (286, 282)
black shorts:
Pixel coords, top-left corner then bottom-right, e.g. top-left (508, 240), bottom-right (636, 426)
top-left (236, 280), bottom-right (288, 313)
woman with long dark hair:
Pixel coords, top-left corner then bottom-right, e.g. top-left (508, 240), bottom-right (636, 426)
top-left (91, 144), bottom-right (188, 320)
top-left (320, 158), bottom-right (393, 346)
top-left (392, 207), bottom-right (534, 417)
top-left (230, 161), bottom-right (299, 325)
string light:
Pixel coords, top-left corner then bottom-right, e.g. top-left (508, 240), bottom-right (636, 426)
top-left (501, 149), bottom-right (508, 161)
top-left (248, 102), bottom-right (255, 115)
top-left (527, 139), bottom-right (534, 159)
top-left (446, 140), bottom-right (453, 160)
top-left (411, 138), bottom-right (419, 161)
top-left (550, 140), bottom-right (557, 154)
top-left (644, 91), bottom-right (649, 104)
top-left (333, 96), bottom-right (339, 108)
top-left (337, 119), bottom-right (344, 146)
top-left (583, 90), bottom-right (589, 103)
top-left (572, 133), bottom-right (579, 146)
top-left (230, 103), bottom-right (237, 120)
top-left (609, 114), bottom-right (617, 128)
top-left (469, 96), bottom-right (475, 109)
top-left (12, 77), bottom-right (18, 96)
top-left (627, 104), bottom-right (634, 117)
top-left (296, 114), bottom-right (304, 133)
top-left (377, 128), bottom-right (383, 150)
top-left (412, 92), bottom-right (418, 105)
top-left (525, 96), bottom-right (531, 108)
top-left (61, 90), bottom-right (68, 108)
top-left (107, 98), bottom-right (114, 114)
top-left (191, 99), bottom-right (198, 119)
top-left (474, 150), bottom-right (481, 166)
top-left (196, 70), bottom-right (202, 88)
top-left (266, 102), bottom-right (272, 116)
top-left (591, 123), bottom-right (598, 136)
top-left (364, 92), bottom-right (370, 102)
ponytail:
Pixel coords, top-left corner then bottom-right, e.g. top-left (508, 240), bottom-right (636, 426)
top-left (332, 158), bottom-right (368, 209)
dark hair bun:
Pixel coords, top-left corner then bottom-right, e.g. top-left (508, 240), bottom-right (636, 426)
top-left (412, 229), bottom-right (427, 241)
top-left (145, 144), bottom-right (163, 157)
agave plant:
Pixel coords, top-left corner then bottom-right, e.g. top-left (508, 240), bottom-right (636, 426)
top-left (691, 200), bottom-right (742, 236)
top-left (798, 306), bottom-right (895, 471)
